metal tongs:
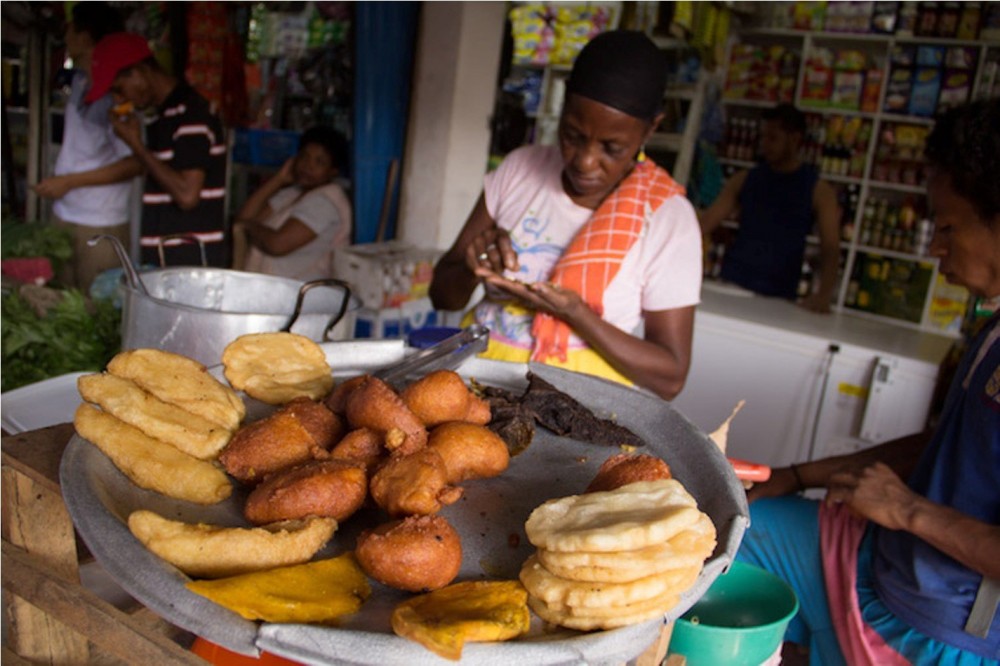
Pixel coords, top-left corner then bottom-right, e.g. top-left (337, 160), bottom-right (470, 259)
top-left (374, 324), bottom-right (490, 389)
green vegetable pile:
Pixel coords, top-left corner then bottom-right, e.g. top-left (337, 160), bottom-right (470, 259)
top-left (2, 218), bottom-right (121, 392)
top-left (1, 216), bottom-right (72, 272)
top-left (2, 287), bottom-right (122, 392)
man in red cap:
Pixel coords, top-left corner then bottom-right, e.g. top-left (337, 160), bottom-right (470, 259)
top-left (32, 3), bottom-right (140, 291)
top-left (88, 32), bottom-right (227, 267)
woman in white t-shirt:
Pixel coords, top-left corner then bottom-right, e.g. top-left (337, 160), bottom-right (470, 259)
top-left (235, 126), bottom-right (352, 281)
top-left (429, 31), bottom-right (702, 400)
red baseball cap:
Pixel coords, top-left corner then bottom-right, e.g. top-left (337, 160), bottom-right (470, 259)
top-left (85, 32), bottom-right (152, 104)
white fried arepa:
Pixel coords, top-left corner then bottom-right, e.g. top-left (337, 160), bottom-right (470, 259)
top-left (520, 478), bottom-right (717, 631)
top-left (524, 479), bottom-right (701, 553)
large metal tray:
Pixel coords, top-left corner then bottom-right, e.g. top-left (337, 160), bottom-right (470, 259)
top-left (60, 342), bottom-right (748, 665)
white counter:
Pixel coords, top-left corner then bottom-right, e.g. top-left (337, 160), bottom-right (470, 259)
top-left (697, 281), bottom-right (955, 366)
top-left (672, 282), bottom-right (957, 467)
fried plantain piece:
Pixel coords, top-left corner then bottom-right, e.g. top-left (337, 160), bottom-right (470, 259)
top-left (186, 552), bottom-right (370, 623)
top-left (391, 580), bottom-right (531, 660)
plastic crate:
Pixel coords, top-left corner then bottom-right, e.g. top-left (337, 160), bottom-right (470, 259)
top-left (232, 128), bottom-right (301, 167)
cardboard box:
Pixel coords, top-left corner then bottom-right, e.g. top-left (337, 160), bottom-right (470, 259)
top-left (352, 298), bottom-right (440, 339)
top-left (334, 241), bottom-right (442, 310)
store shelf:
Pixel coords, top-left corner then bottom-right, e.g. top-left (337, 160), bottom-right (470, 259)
top-left (869, 181), bottom-right (926, 194)
top-left (855, 244), bottom-right (934, 261)
top-left (742, 27), bottom-right (990, 48)
top-left (708, 24), bottom-right (994, 335)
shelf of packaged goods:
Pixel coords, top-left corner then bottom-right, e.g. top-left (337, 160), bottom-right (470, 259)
top-left (869, 181), bottom-right (926, 195)
top-left (717, 157), bottom-right (862, 184)
top-left (879, 113), bottom-right (936, 125)
top-left (798, 105), bottom-right (880, 120)
top-left (854, 244), bottom-right (932, 261)
top-left (721, 97), bottom-right (786, 109)
top-left (742, 28), bottom-right (990, 48)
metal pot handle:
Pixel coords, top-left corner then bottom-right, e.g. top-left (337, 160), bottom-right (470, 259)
top-left (87, 234), bottom-right (148, 295)
top-left (281, 279), bottom-right (353, 341)
top-left (158, 234), bottom-right (208, 267)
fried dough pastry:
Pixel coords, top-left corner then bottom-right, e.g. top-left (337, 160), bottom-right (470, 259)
top-left (107, 348), bottom-right (245, 431)
top-left (128, 510), bottom-right (336, 578)
top-left (329, 427), bottom-right (385, 471)
top-left (369, 448), bottom-right (462, 517)
top-left (74, 404), bottom-right (232, 505)
top-left (222, 332), bottom-right (334, 405)
top-left (78, 373), bottom-right (232, 460)
top-left (525, 480), bottom-right (701, 553)
top-left (585, 453), bottom-right (672, 493)
top-left (401, 370), bottom-right (491, 427)
top-left (345, 376), bottom-right (427, 456)
top-left (219, 397), bottom-right (340, 485)
top-left (355, 515), bottom-right (462, 592)
top-left (391, 580), bottom-right (531, 660)
top-left (427, 422), bottom-right (509, 484)
top-left (187, 553), bottom-right (370, 623)
top-left (244, 459), bottom-right (368, 525)
top-left (324, 375), bottom-right (366, 414)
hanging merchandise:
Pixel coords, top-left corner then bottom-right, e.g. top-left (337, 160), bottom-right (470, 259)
top-left (508, 3), bottom-right (616, 67)
top-left (185, 3), bottom-right (228, 114)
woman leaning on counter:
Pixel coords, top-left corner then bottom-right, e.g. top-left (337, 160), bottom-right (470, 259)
top-left (429, 31), bottom-right (702, 401)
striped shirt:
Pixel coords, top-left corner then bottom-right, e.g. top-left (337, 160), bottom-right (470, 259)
top-left (141, 82), bottom-right (227, 267)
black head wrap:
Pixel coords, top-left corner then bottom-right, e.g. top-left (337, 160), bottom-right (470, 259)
top-left (565, 30), bottom-right (667, 121)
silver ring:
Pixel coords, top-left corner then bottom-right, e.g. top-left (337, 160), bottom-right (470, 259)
top-left (478, 252), bottom-right (489, 262)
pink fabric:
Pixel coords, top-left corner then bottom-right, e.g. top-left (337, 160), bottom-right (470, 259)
top-left (819, 502), bottom-right (910, 666)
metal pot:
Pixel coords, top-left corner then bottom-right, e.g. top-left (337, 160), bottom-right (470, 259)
top-left (92, 235), bottom-right (356, 367)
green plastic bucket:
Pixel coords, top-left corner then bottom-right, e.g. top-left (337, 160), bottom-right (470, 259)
top-left (668, 561), bottom-right (799, 666)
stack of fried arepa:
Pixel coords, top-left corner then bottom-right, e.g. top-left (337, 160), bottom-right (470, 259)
top-left (520, 473), bottom-right (717, 631)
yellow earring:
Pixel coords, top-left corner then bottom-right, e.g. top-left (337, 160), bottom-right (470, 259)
top-left (637, 146), bottom-right (647, 163)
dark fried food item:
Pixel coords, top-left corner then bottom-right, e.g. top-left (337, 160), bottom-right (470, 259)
top-left (427, 422), bottom-right (509, 484)
top-left (329, 427), bottom-right (385, 472)
top-left (324, 375), bottom-right (367, 414)
top-left (244, 459), bottom-right (368, 525)
top-left (219, 397), bottom-right (339, 485)
top-left (286, 396), bottom-right (345, 444)
top-left (370, 448), bottom-right (462, 517)
top-left (401, 370), bottom-right (491, 427)
top-left (586, 453), bottom-right (672, 493)
top-left (473, 381), bottom-right (536, 456)
top-left (345, 376), bottom-right (427, 456)
top-left (355, 515), bottom-right (462, 592)
top-left (522, 373), bottom-right (646, 448)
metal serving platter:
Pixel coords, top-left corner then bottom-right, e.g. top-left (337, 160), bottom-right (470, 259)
top-left (60, 340), bottom-right (748, 666)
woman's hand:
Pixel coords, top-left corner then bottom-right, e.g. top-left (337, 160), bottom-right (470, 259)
top-left (464, 226), bottom-right (517, 275)
top-left (276, 157), bottom-right (297, 187)
top-left (826, 461), bottom-right (921, 530)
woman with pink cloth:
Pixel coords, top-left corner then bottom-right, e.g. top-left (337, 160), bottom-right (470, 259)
top-left (740, 100), bottom-right (999, 665)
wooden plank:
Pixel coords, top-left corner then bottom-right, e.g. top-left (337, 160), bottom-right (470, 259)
top-left (635, 621), bottom-right (675, 666)
top-left (1, 422), bottom-right (75, 487)
top-left (1, 646), bottom-right (33, 665)
top-left (2, 541), bottom-right (204, 666)
top-left (2, 429), bottom-right (88, 664)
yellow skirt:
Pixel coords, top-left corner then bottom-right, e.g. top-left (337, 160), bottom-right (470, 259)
top-left (462, 311), bottom-right (632, 387)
